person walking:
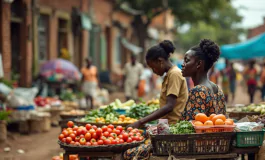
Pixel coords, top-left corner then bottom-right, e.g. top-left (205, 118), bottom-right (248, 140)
top-left (227, 62), bottom-right (237, 104)
top-left (124, 54), bottom-right (143, 101)
top-left (81, 57), bottom-right (98, 109)
top-left (260, 62), bottom-right (265, 101)
top-left (245, 60), bottom-right (258, 104)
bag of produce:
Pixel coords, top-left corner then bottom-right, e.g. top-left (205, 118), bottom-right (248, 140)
top-left (235, 122), bottom-right (264, 131)
top-left (157, 119), bottom-right (170, 135)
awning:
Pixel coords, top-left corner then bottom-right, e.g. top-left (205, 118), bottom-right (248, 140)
top-left (121, 38), bottom-right (143, 55)
top-left (81, 13), bottom-right (92, 31)
top-left (221, 33), bottom-right (265, 60)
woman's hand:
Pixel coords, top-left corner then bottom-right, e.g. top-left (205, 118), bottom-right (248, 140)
top-left (127, 121), bottom-right (142, 129)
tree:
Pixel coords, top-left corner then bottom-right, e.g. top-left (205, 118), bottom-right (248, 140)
top-left (177, 2), bottom-right (245, 52)
top-left (116, 0), bottom-right (230, 60)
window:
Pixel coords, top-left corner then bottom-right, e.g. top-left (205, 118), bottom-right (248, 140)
top-left (38, 14), bottom-right (49, 62)
top-left (58, 19), bottom-right (68, 57)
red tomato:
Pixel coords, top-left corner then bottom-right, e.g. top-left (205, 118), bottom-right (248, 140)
top-left (107, 128), bottom-right (113, 133)
top-left (66, 137), bottom-right (72, 144)
top-left (70, 141), bottom-right (75, 145)
top-left (116, 126), bottom-right (123, 132)
top-left (110, 133), bottom-right (117, 138)
top-left (67, 121), bottom-right (74, 128)
top-left (80, 135), bottom-right (85, 138)
top-left (114, 129), bottom-right (120, 135)
top-left (119, 139), bottom-right (124, 143)
top-left (89, 129), bottom-right (96, 135)
top-left (103, 131), bottom-right (109, 137)
top-left (81, 128), bottom-right (87, 135)
top-left (73, 126), bottom-right (78, 131)
top-left (62, 130), bottom-right (69, 137)
top-left (62, 138), bottom-right (66, 143)
top-left (129, 132), bottom-right (134, 137)
top-left (136, 133), bottom-right (141, 137)
top-left (96, 128), bottom-right (102, 136)
top-left (127, 137), bottom-right (132, 143)
top-left (85, 124), bottom-right (92, 130)
top-left (90, 138), bottom-right (97, 143)
top-left (108, 137), bottom-right (114, 141)
top-left (59, 134), bottom-right (64, 140)
top-left (97, 140), bottom-right (104, 145)
top-left (92, 125), bottom-right (97, 130)
top-left (68, 130), bottom-right (74, 135)
top-left (139, 136), bottom-right (144, 141)
top-left (92, 133), bottom-right (98, 139)
top-left (122, 133), bottom-right (129, 140)
top-left (75, 136), bottom-right (81, 142)
top-left (73, 131), bottom-right (77, 135)
top-left (118, 135), bottom-right (123, 139)
top-left (85, 133), bottom-right (91, 140)
top-left (85, 142), bottom-right (91, 146)
top-left (74, 142), bottom-right (80, 146)
top-left (111, 140), bottom-right (117, 145)
top-left (104, 139), bottom-right (111, 145)
top-left (132, 129), bottom-right (139, 133)
top-left (69, 134), bottom-right (76, 140)
top-left (76, 129), bottom-right (82, 136)
top-left (92, 142), bottom-right (98, 146)
top-left (132, 136), bottom-right (139, 141)
top-left (79, 138), bottom-right (86, 145)
top-left (100, 136), bottom-right (107, 140)
top-left (108, 124), bottom-right (114, 130)
top-left (102, 125), bottom-right (108, 132)
top-left (127, 127), bottom-right (133, 132)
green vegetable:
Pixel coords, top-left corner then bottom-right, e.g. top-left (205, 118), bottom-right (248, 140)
top-left (0, 111), bottom-right (11, 121)
top-left (169, 121), bottom-right (195, 134)
top-left (126, 103), bottom-right (159, 119)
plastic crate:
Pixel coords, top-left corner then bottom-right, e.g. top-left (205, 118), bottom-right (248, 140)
top-left (236, 131), bottom-right (265, 147)
top-left (191, 120), bottom-right (235, 133)
top-left (150, 132), bottom-right (235, 156)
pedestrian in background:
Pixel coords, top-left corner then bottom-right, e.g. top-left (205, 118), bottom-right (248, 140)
top-left (139, 64), bottom-right (153, 97)
top-left (227, 62), bottom-right (237, 104)
top-left (81, 57), bottom-right (98, 109)
top-left (123, 54), bottom-right (143, 101)
top-left (260, 62), bottom-right (265, 101)
top-left (245, 60), bottom-right (258, 103)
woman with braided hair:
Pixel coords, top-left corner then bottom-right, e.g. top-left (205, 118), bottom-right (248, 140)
top-left (182, 39), bottom-right (226, 120)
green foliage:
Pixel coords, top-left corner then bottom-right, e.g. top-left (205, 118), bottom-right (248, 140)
top-left (169, 121), bottom-right (195, 134)
top-left (0, 111), bottom-right (11, 121)
top-left (0, 79), bottom-right (14, 88)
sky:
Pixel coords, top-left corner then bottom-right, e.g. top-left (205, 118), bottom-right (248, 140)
top-left (232, 0), bottom-right (265, 29)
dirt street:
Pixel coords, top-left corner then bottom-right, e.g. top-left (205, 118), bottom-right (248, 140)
top-left (0, 84), bottom-right (263, 160)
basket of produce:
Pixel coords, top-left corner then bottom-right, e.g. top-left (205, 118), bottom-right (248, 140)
top-left (99, 99), bottom-right (136, 112)
top-left (58, 121), bottom-right (145, 152)
top-left (235, 121), bottom-right (265, 147)
top-left (149, 120), bottom-right (235, 156)
top-left (60, 110), bottom-right (87, 119)
top-left (191, 113), bottom-right (235, 133)
top-left (126, 103), bottom-right (159, 120)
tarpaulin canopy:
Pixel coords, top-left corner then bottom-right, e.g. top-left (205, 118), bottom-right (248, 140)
top-left (220, 33), bottom-right (265, 60)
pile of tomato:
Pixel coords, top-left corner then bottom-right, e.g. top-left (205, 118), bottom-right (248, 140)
top-left (58, 121), bottom-right (144, 146)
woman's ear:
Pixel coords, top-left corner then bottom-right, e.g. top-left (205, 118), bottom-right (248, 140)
top-left (197, 60), bottom-right (202, 69)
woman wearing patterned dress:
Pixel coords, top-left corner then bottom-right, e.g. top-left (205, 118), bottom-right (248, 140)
top-left (181, 39), bottom-right (226, 120)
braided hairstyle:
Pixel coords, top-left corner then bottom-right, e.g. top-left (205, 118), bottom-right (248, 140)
top-left (146, 40), bottom-right (175, 61)
top-left (191, 39), bottom-right (220, 71)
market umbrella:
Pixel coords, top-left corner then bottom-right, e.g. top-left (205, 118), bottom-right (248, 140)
top-left (40, 59), bottom-right (81, 81)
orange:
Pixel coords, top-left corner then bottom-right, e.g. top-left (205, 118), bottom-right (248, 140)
top-left (212, 114), bottom-right (226, 123)
top-left (209, 114), bottom-right (216, 120)
top-left (225, 119), bottom-right (234, 125)
top-left (215, 119), bottom-right (225, 125)
top-left (195, 113), bottom-right (209, 123)
top-left (204, 120), bottom-right (214, 126)
top-left (194, 121), bottom-right (204, 126)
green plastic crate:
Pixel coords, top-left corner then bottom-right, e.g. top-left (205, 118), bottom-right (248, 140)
top-left (236, 131), bottom-right (265, 147)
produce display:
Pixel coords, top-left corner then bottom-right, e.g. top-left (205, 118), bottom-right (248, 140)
top-left (80, 105), bottom-right (137, 124)
top-left (126, 103), bottom-right (159, 119)
top-left (58, 121), bottom-right (144, 146)
top-left (227, 104), bottom-right (265, 115)
top-left (34, 96), bottom-right (61, 107)
top-left (100, 99), bottom-right (135, 110)
top-left (61, 110), bottom-right (86, 116)
top-left (193, 113), bottom-right (234, 126)
top-left (170, 121), bottom-right (195, 134)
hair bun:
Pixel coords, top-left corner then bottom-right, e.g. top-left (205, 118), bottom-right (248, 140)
top-left (199, 39), bottom-right (220, 63)
top-left (159, 40), bottom-right (175, 55)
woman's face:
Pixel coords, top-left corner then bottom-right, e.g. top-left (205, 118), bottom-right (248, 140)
top-left (147, 59), bottom-right (165, 76)
top-left (181, 50), bottom-right (198, 77)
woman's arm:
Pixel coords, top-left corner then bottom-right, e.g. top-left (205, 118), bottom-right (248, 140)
top-left (127, 94), bottom-right (176, 128)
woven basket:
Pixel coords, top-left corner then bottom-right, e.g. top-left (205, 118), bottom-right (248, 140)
top-left (58, 139), bottom-right (145, 152)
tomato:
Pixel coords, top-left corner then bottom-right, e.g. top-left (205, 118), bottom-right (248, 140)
top-left (59, 134), bottom-right (64, 140)
top-left (129, 133), bottom-right (134, 137)
top-left (115, 138), bottom-right (120, 144)
top-left (75, 136), bottom-right (81, 142)
top-left (118, 135), bottom-right (123, 139)
top-left (73, 131), bottom-right (77, 135)
top-left (69, 134), bottom-right (76, 140)
top-left (122, 133), bottom-right (129, 140)
top-left (110, 133), bottom-right (117, 138)
top-left (136, 133), bottom-right (141, 137)
top-left (70, 141), bottom-right (75, 145)
top-left (66, 137), bottom-right (72, 144)
top-left (92, 133), bottom-right (98, 139)
top-left (97, 140), bottom-right (104, 145)
top-left (100, 136), bottom-right (107, 140)
top-left (116, 126), bottom-right (123, 132)
top-left (96, 128), bottom-right (102, 136)
top-left (68, 130), bottom-right (74, 135)
top-left (127, 137), bottom-right (132, 143)
top-left (67, 121), bottom-right (74, 128)
top-left (127, 127), bottom-right (133, 132)
top-left (103, 131), bottom-right (109, 137)
top-left (62, 130), bottom-right (69, 137)
top-left (73, 126), bottom-right (79, 131)
top-left (85, 133), bottom-right (91, 140)
top-left (89, 129), bottom-right (96, 135)
top-left (74, 142), bottom-right (80, 146)
top-left (92, 125), bottom-right (97, 130)
top-left (104, 139), bottom-right (111, 145)
top-left (132, 129), bottom-right (138, 133)
top-left (114, 129), bottom-right (120, 135)
top-left (85, 142), bottom-right (91, 146)
top-left (108, 124), bottom-right (114, 130)
top-left (81, 128), bottom-right (87, 135)
top-left (62, 138), bottom-right (66, 143)
top-left (102, 125), bottom-right (108, 132)
top-left (76, 129), bottom-right (82, 136)
top-left (132, 136), bottom-right (139, 141)
top-left (119, 139), bottom-right (124, 143)
top-left (139, 136), bottom-right (144, 141)
top-left (92, 142), bottom-right (98, 146)
top-left (85, 124), bottom-right (92, 130)
top-left (107, 128), bottom-right (112, 133)
top-left (79, 138), bottom-right (86, 145)
top-left (108, 137), bottom-right (114, 141)
top-left (111, 140), bottom-right (117, 145)
top-left (90, 138), bottom-right (97, 143)
top-left (80, 135), bottom-right (85, 138)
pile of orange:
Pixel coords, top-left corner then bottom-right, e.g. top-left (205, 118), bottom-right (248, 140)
top-left (193, 113), bottom-right (234, 126)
